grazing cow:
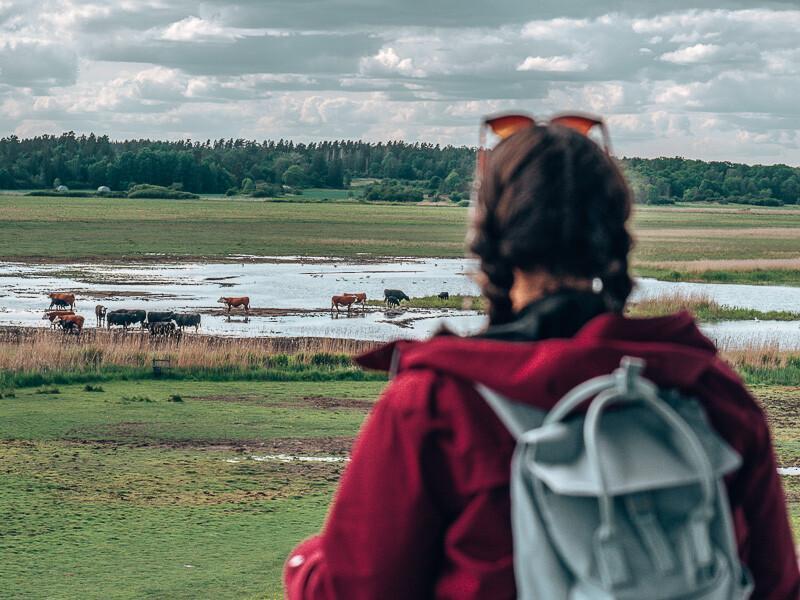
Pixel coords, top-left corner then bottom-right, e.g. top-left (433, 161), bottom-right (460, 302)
top-left (107, 309), bottom-right (145, 330)
top-left (438, 292), bottom-right (450, 300)
top-left (148, 321), bottom-right (177, 337)
top-left (331, 294), bottom-right (358, 313)
top-left (42, 310), bottom-right (75, 329)
top-left (343, 292), bottom-right (367, 310)
top-left (386, 295), bottom-right (401, 308)
top-left (48, 293), bottom-right (76, 310)
top-left (95, 304), bottom-right (107, 327)
top-left (173, 313), bottom-right (201, 332)
top-left (218, 296), bottom-right (250, 313)
top-left (146, 311), bottom-right (175, 325)
top-left (49, 298), bottom-right (71, 310)
top-left (384, 289), bottom-right (409, 306)
top-left (55, 314), bottom-right (85, 335)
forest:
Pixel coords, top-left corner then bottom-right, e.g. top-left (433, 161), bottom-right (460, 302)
top-left (0, 132), bottom-right (799, 205)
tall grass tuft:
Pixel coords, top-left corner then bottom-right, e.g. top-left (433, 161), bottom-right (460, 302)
top-left (627, 291), bottom-right (800, 322)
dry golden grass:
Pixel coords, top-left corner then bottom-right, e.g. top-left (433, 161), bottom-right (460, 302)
top-left (638, 258), bottom-right (800, 273)
top-left (0, 328), bottom-right (377, 374)
top-left (627, 291), bottom-right (718, 318)
top-left (636, 228), bottom-right (800, 240)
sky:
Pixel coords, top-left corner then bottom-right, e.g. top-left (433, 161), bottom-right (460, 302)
top-left (1, 1), bottom-right (799, 164)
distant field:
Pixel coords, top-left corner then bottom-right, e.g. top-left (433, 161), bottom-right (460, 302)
top-left (1, 378), bottom-right (797, 598)
top-left (1, 195), bottom-right (800, 284)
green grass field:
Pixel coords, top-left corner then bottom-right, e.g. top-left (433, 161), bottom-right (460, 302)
top-left (0, 379), bottom-right (385, 599)
top-left (2, 195), bottom-right (800, 284)
top-left (1, 378), bottom-right (797, 598)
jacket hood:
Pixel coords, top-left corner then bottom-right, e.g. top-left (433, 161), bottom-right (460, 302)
top-left (356, 311), bottom-right (721, 405)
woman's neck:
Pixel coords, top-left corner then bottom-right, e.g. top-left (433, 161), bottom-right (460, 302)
top-left (509, 269), bottom-right (594, 313)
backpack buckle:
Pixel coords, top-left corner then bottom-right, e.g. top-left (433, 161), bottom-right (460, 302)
top-left (594, 528), bottom-right (630, 589)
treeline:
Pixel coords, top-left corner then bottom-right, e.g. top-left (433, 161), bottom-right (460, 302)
top-left (0, 132), bottom-right (474, 196)
top-left (620, 157), bottom-right (800, 206)
top-left (0, 132), bottom-right (799, 205)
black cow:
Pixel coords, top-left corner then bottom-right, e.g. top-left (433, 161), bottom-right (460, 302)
top-left (173, 313), bottom-right (201, 332)
top-left (386, 295), bottom-right (401, 308)
top-left (383, 289), bottom-right (409, 306)
top-left (107, 309), bottom-right (145, 330)
top-left (148, 321), bottom-right (177, 337)
top-left (438, 292), bottom-right (450, 300)
top-left (49, 298), bottom-right (71, 310)
top-left (146, 311), bottom-right (175, 324)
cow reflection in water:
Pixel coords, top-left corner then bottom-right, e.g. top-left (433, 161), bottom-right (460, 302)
top-left (225, 315), bottom-right (250, 324)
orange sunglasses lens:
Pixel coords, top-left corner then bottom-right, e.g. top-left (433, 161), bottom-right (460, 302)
top-left (550, 114), bottom-right (603, 136)
top-left (485, 114), bottom-right (536, 140)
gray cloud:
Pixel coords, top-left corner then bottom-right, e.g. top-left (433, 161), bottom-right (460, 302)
top-left (1, 1), bottom-right (800, 164)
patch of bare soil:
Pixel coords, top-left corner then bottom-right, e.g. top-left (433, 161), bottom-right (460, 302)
top-left (755, 387), bottom-right (800, 429)
top-left (183, 394), bottom-right (371, 410)
top-left (298, 396), bottom-right (372, 410)
top-left (61, 432), bottom-right (356, 455)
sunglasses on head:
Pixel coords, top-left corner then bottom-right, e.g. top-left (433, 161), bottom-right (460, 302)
top-left (476, 111), bottom-right (612, 181)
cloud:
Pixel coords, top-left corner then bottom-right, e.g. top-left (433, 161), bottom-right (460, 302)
top-left (1, 2), bottom-right (800, 164)
top-left (160, 16), bottom-right (240, 42)
top-left (660, 43), bottom-right (721, 64)
top-left (360, 47), bottom-right (426, 77)
top-left (517, 55), bottom-right (588, 72)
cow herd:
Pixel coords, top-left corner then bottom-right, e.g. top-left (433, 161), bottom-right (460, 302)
top-left (40, 288), bottom-right (451, 335)
top-left (41, 293), bottom-right (211, 337)
top-left (330, 289), bottom-right (430, 313)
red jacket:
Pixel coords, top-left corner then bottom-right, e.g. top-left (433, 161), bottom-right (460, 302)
top-left (285, 312), bottom-right (799, 599)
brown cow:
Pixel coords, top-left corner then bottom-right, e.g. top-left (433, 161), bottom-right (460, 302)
top-left (343, 292), bottom-right (367, 306)
top-left (95, 304), bottom-right (107, 327)
top-left (48, 292), bottom-right (76, 310)
top-left (331, 294), bottom-right (358, 314)
top-left (218, 296), bottom-right (250, 313)
top-left (55, 314), bottom-right (85, 335)
top-left (42, 310), bottom-right (75, 329)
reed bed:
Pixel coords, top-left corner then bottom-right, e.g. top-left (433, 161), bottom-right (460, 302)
top-left (0, 328), bottom-right (381, 388)
top-left (627, 291), bottom-right (800, 322)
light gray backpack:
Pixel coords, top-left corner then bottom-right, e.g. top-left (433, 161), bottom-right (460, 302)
top-left (476, 356), bottom-right (753, 600)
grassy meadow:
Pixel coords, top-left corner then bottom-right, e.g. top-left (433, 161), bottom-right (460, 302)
top-left (2, 373), bottom-right (799, 598)
top-left (2, 194), bottom-right (800, 284)
top-left (0, 379), bottom-right (384, 599)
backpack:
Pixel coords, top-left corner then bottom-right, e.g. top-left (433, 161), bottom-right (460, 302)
top-left (475, 356), bottom-right (753, 600)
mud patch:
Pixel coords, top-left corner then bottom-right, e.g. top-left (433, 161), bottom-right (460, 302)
top-left (60, 433), bottom-right (356, 455)
top-left (298, 396), bottom-right (373, 410)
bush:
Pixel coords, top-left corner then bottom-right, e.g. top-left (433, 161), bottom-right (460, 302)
top-left (250, 182), bottom-right (283, 198)
top-left (84, 384), bottom-right (104, 392)
top-left (126, 184), bottom-right (199, 200)
top-left (168, 394), bottom-right (183, 403)
top-left (362, 180), bottom-right (425, 202)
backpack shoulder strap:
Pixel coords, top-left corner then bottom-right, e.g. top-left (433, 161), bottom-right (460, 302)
top-left (474, 383), bottom-right (547, 439)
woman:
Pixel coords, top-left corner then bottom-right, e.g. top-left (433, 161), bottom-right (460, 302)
top-left (284, 122), bottom-right (799, 599)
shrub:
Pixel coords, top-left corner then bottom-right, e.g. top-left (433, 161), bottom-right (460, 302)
top-left (168, 394), bottom-right (183, 403)
top-left (84, 384), bottom-right (105, 392)
top-left (126, 184), bottom-right (199, 200)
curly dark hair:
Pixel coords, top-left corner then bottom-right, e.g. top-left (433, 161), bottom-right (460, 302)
top-left (469, 123), bottom-right (634, 325)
